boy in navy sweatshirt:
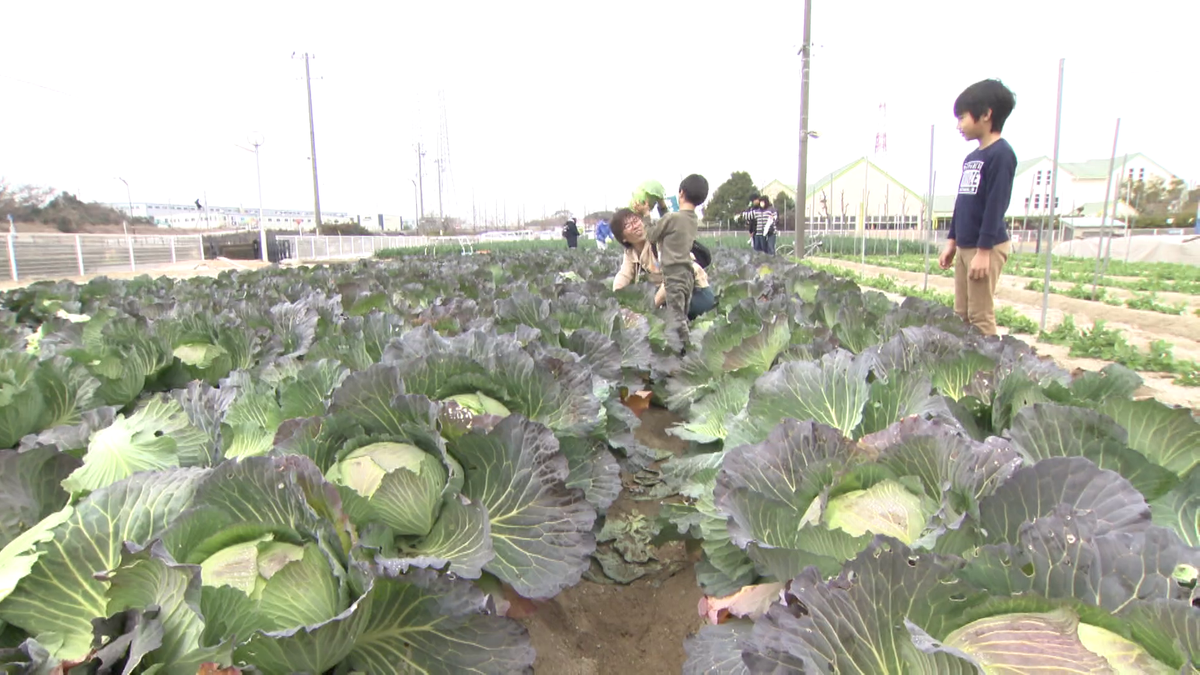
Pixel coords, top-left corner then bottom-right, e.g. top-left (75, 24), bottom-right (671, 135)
top-left (938, 79), bottom-right (1017, 336)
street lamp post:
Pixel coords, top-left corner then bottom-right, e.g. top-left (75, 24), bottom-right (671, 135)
top-left (410, 178), bottom-right (419, 230)
top-left (252, 137), bottom-right (266, 262)
top-left (116, 177), bottom-right (133, 236)
top-left (236, 135), bottom-right (268, 262)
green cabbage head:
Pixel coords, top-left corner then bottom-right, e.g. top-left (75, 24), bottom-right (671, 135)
top-left (326, 442), bottom-right (449, 536)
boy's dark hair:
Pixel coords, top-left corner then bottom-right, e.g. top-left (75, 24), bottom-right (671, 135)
top-left (679, 174), bottom-right (709, 206)
top-left (953, 79), bottom-right (1016, 133)
top-left (609, 208), bottom-right (638, 248)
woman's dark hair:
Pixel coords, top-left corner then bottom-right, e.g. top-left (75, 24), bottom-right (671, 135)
top-left (609, 208), bottom-right (638, 248)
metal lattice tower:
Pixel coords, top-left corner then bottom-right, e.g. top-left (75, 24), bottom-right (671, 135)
top-left (874, 102), bottom-right (888, 155)
top-left (435, 90), bottom-right (456, 226)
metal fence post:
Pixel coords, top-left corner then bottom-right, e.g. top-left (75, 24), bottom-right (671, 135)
top-left (311, 238), bottom-right (316, 260)
top-left (128, 234), bottom-right (137, 272)
top-left (75, 235), bottom-right (85, 276)
top-left (170, 237), bottom-right (177, 264)
top-left (198, 235), bottom-right (206, 261)
top-left (7, 232), bottom-right (18, 282)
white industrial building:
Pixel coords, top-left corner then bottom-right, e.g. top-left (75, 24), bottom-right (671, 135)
top-left (763, 152), bottom-right (1185, 232)
top-left (934, 153), bottom-right (1185, 226)
top-left (105, 202), bottom-right (423, 232)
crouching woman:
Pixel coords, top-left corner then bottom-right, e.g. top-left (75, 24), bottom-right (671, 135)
top-left (609, 208), bottom-right (716, 320)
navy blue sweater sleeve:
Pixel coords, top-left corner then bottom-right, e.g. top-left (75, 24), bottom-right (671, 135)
top-left (978, 149), bottom-right (1016, 249)
top-left (948, 209), bottom-right (957, 241)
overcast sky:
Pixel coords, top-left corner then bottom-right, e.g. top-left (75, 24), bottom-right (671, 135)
top-left (2, 0), bottom-right (1196, 222)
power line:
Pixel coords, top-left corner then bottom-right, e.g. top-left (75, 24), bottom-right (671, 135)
top-left (1, 76), bottom-right (70, 95)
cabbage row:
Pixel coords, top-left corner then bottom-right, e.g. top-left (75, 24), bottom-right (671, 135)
top-left (0, 247), bottom-right (1194, 673)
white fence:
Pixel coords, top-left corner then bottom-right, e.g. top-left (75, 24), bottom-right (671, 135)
top-left (278, 235), bottom-right (486, 262)
top-left (1, 232), bottom-right (205, 284)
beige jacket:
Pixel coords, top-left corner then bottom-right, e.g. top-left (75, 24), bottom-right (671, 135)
top-left (612, 244), bottom-right (709, 292)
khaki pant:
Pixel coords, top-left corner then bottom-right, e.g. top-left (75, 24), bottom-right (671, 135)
top-left (662, 263), bottom-right (695, 350)
top-left (954, 241), bottom-right (1010, 336)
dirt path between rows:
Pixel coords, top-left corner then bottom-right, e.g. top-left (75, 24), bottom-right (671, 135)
top-left (521, 408), bottom-right (704, 674)
top-left (813, 258), bottom-right (1200, 410)
top-left (995, 274), bottom-right (1199, 311)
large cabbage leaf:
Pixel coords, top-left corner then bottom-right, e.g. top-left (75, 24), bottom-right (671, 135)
top-left (1006, 403), bottom-right (1179, 499)
top-left (0, 468), bottom-right (207, 660)
top-left (715, 419), bottom-right (871, 580)
top-left (724, 349), bottom-right (875, 446)
top-left (449, 415), bottom-right (597, 599)
top-left (0, 445), bottom-right (80, 548)
top-left (740, 540), bottom-right (982, 673)
top-left (347, 568), bottom-right (535, 674)
top-left (383, 326), bottom-right (601, 437)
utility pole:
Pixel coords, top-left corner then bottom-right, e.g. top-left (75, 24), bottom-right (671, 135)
top-left (1091, 119), bottom-right (1120, 299)
top-left (254, 140), bottom-right (266, 261)
top-left (434, 158), bottom-right (445, 228)
top-left (416, 143), bottom-right (426, 225)
top-left (300, 53), bottom-right (323, 230)
top-left (233, 135), bottom-right (269, 261)
top-left (1040, 59), bottom-right (1066, 333)
top-left (794, 0), bottom-right (813, 257)
top-left (409, 178), bottom-right (419, 229)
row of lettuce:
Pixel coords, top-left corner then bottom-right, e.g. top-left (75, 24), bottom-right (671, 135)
top-left (0, 246), bottom-right (1194, 673)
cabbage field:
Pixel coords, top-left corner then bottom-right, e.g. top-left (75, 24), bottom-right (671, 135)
top-left (0, 245), bottom-right (1196, 674)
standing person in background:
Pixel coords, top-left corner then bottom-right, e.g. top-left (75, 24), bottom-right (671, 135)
top-left (648, 174), bottom-right (709, 352)
top-left (742, 195), bottom-right (762, 251)
top-left (938, 79), bottom-right (1017, 336)
top-left (759, 196), bottom-right (779, 255)
top-left (595, 219), bottom-right (613, 248)
top-left (750, 195), bottom-right (773, 253)
top-left (563, 217), bottom-right (580, 249)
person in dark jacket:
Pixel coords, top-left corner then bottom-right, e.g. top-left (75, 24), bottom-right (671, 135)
top-left (562, 218), bottom-right (580, 249)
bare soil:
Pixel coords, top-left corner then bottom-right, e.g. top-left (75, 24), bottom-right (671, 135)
top-left (815, 257), bottom-right (1200, 409)
top-left (520, 408), bottom-right (706, 674)
top-left (995, 275), bottom-right (1200, 312)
